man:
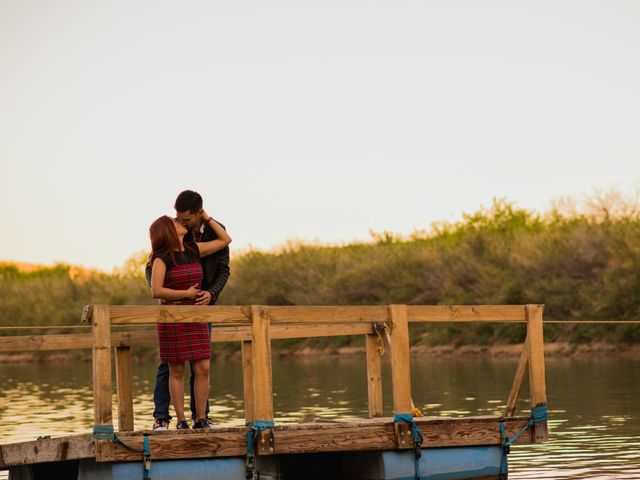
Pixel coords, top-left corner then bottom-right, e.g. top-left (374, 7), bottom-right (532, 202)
top-left (146, 190), bottom-right (230, 430)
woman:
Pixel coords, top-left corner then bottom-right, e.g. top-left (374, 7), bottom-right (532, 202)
top-left (149, 211), bottom-right (231, 429)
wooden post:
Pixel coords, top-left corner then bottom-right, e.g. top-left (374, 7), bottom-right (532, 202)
top-left (242, 340), bottom-right (255, 426)
top-left (365, 333), bottom-right (383, 417)
top-left (251, 306), bottom-right (275, 455)
top-left (389, 305), bottom-right (414, 449)
top-left (115, 346), bottom-right (134, 432)
top-left (504, 335), bottom-right (528, 417)
top-left (526, 304), bottom-right (548, 442)
top-left (92, 305), bottom-right (114, 461)
top-left (92, 305), bottom-right (113, 428)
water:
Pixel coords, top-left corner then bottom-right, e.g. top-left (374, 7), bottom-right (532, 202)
top-left (0, 355), bottom-right (638, 479)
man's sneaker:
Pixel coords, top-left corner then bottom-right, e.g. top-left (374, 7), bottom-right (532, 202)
top-left (176, 420), bottom-right (190, 430)
top-left (191, 416), bottom-right (215, 427)
top-left (193, 418), bottom-right (213, 429)
top-left (205, 417), bottom-right (215, 428)
top-left (152, 419), bottom-right (170, 431)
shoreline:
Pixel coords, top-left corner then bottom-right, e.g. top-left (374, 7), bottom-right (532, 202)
top-left (1, 341), bottom-right (638, 364)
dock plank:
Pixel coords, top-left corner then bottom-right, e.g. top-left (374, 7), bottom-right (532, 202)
top-left (0, 434), bottom-right (94, 468)
top-left (407, 305), bottom-right (526, 323)
top-left (109, 305), bottom-right (251, 325)
top-left (0, 417), bottom-right (534, 467)
top-left (0, 324), bottom-right (374, 352)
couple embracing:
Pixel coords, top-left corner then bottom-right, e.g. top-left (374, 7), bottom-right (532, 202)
top-left (147, 190), bottom-right (231, 430)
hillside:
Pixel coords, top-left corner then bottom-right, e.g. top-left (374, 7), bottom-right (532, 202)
top-left (1, 197), bottom-right (639, 348)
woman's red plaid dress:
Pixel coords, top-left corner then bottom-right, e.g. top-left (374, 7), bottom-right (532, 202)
top-left (157, 244), bottom-right (211, 363)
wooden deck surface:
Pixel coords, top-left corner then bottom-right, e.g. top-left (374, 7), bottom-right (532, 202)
top-left (0, 415), bottom-right (534, 468)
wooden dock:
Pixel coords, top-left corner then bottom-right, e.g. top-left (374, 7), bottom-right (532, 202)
top-left (0, 304), bottom-right (549, 479)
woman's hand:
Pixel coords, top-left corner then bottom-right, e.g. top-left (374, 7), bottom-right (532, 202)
top-left (185, 284), bottom-right (200, 300)
top-left (196, 214), bottom-right (232, 258)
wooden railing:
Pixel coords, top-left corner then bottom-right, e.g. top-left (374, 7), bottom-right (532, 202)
top-left (0, 304), bottom-right (549, 451)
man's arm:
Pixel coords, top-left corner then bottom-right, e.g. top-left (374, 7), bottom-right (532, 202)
top-left (208, 245), bottom-right (230, 304)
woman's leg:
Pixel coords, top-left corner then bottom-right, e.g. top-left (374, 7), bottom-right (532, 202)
top-left (168, 362), bottom-right (186, 421)
top-left (192, 359), bottom-right (210, 420)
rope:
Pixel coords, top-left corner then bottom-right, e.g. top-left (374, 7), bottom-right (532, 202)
top-left (393, 413), bottom-right (424, 480)
top-left (498, 421), bottom-right (508, 480)
top-left (499, 404), bottom-right (548, 479)
top-left (143, 434), bottom-right (152, 480)
top-left (246, 420), bottom-right (274, 479)
top-left (372, 321), bottom-right (390, 356)
top-left (113, 434), bottom-right (145, 453)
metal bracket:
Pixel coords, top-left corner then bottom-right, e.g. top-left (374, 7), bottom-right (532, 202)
top-left (393, 421), bottom-right (414, 449)
top-left (257, 429), bottom-right (275, 455)
top-left (81, 305), bottom-right (93, 324)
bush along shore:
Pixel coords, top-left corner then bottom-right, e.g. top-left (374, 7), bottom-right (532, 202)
top-left (2, 195), bottom-right (639, 360)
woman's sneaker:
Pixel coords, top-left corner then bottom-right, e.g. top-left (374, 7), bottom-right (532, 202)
top-left (176, 420), bottom-right (190, 430)
top-left (152, 419), bottom-right (170, 431)
top-left (193, 418), bottom-right (213, 429)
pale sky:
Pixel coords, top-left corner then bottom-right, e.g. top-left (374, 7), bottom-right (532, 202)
top-left (1, 1), bottom-right (639, 271)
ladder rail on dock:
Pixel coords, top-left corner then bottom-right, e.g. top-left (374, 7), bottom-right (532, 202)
top-left (0, 304), bottom-right (549, 472)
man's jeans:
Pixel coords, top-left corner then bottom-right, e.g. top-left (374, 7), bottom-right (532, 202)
top-left (152, 361), bottom-right (211, 421)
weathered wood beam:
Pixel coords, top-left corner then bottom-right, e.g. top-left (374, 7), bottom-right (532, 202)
top-left (241, 340), bottom-right (255, 425)
top-left (0, 417), bottom-right (534, 467)
top-left (0, 333), bottom-right (95, 351)
top-left (266, 306), bottom-right (389, 324)
top-left (389, 305), bottom-right (414, 449)
top-left (115, 346), bottom-right (134, 432)
top-left (92, 305), bottom-right (114, 462)
top-left (389, 305), bottom-right (412, 415)
top-left (504, 336), bottom-right (529, 417)
top-left (0, 323), bottom-right (374, 352)
top-left (251, 306), bottom-right (275, 455)
top-left (407, 305), bottom-right (526, 323)
top-left (108, 305), bottom-right (251, 325)
top-left (365, 334), bottom-right (383, 417)
top-left (102, 429), bottom-right (247, 461)
top-left (268, 322), bottom-right (372, 340)
top-left (0, 434), bottom-right (95, 468)
top-left (107, 417), bottom-right (532, 462)
top-left (526, 304), bottom-right (548, 442)
top-left (92, 305), bottom-right (112, 428)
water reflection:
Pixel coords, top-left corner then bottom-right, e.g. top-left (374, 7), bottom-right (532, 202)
top-left (0, 356), bottom-right (638, 478)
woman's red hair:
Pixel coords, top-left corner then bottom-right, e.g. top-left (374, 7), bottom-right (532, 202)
top-left (149, 216), bottom-right (181, 266)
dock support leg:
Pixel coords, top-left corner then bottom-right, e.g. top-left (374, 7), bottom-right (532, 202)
top-left (115, 346), bottom-right (134, 432)
top-left (526, 304), bottom-right (548, 442)
top-left (250, 306), bottom-right (275, 455)
top-left (92, 304), bottom-right (114, 461)
top-left (365, 332), bottom-right (383, 418)
top-left (389, 305), bottom-right (415, 449)
top-left (242, 340), bottom-right (255, 426)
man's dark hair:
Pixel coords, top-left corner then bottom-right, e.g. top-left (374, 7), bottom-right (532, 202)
top-left (174, 190), bottom-right (203, 213)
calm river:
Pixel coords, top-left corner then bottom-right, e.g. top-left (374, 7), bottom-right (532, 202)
top-left (0, 355), bottom-right (638, 479)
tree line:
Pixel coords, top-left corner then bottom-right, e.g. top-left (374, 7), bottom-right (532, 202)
top-left (2, 195), bottom-right (639, 348)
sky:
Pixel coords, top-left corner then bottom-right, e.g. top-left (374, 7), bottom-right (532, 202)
top-left (1, 0), bottom-right (639, 271)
